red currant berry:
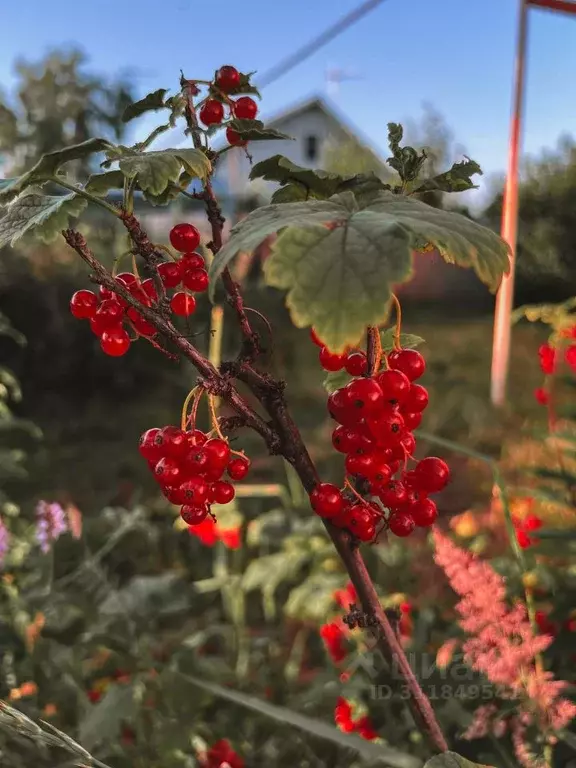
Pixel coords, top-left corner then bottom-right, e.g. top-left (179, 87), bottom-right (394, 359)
top-left (388, 349), bottom-right (426, 381)
top-left (233, 96), bottom-right (258, 120)
top-left (180, 252), bottom-right (205, 271)
top-left (370, 459), bottom-right (393, 486)
top-left (331, 425), bottom-right (358, 454)
top-left (128, 309), bottom-right (156, 337)
top-left (139, 428), bottom-right (162, 461)
top-left (181, 504), bottom-right (209, 525)
top-left (140, 278), bottom-right (158, 302)
top-left (377, 480), bottom-right (408, 508)
top-left (388, 512), bottom-right (415, 537)
top-left (404, 384), bottom-right (429, 413)
top-left (310, 328), bottom-right (324, 347)
top-left (367, 408), bottom-right (405, 446)
top-left (99, 285), bottom-right (115, 301)
top-left (226, 126), bottom-right (247, 147)
top-left (210, 480), bottom-right (235, 504)
top-left (215, 65), bottom-right (241, 92)
top-left (376, 370), bottom-right (411, 406)
top-left (327, 389), bottom-right (352, 424)
top-left (330, 502), bottom-right (353, 528)
top-left (155, 426), bottom-right (188, 459)
top-left (183, 447), bottom-right (209, 475)
top-left (344, 351), bottom-right (368, 376)
top-left (402, 412), bottom-right (422, 430)
top-left (347, 505), bottom-right (376, 541)
top-left (100, 327), bottom-right (130, 357)
top-left (199, 99), bottom-right (225, 126)
top-left (115, 272), bottom-right (138, 290)
top-left (170, 292), bottom-right (197, 317)
top-left (413, 457), bottom-right (450, 493)
top-left (346, 378), bottom-right (384, 415)
top-left (319, 347), bottom-right (346, 372)
top-left (401, 432), bottom-right (416, 456)
top-left (204, 438), bottom-right (231, 468)
top-left (186, 429), bottom-right (208, 448)
top-left (70, 289), bottom-right (98, 319)
top-left (96, 299), bottom-right (125, 327)
top-left (227, 456), bottom-right (250, 481)
top-left (411, 498), bottom-right (438, 527)
top-left (345, 453), bottom-right (376, 478)
top-left (179, 476), bottom-right (210, 505)
top-left (310, 483), bottom-right (344, 519)
top-left (182, 267), bottom-right (209, 293)
top-left (158, 261), bottom-right (182, 288)
top-left (154, 457), bottom-right (183, 486)
top-left (169, 223), bottom-right (201, 253)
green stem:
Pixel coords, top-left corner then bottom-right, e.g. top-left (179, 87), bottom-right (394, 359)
top-left (50, 177), bottom-right (121, 217)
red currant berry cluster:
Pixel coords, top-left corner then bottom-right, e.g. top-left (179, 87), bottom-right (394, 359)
top-left (309, 328), bottom-right (367, 375)
top-left (310, 348), bottom-right (451, 540)
top-left (138, 425), bottom-right (250, 531)
top-left (69, 223), bottom-right (209, 356)
top-left (198, 64), bottom-right (258, 147)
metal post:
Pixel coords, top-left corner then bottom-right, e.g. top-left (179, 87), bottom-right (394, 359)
top-left (490, 0), bottom-right (530, 406)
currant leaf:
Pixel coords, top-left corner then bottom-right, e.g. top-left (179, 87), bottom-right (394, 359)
top-left (0, 138), bottom-right (113, 203)
top-left (250, 154), bottom-right (349, 197)
top-left (323, 369), bottom-right (352, 394)
top-left (414, 158), bottom-right (482, 195)
top-left (386, 123), bottom-right (427, 183)
top-left (78, 682), bottom-right (136, 750)
top-left (0, 190), bottom-right (87, 248)
top-left (122, 88), bottom-right (169, 123)
top-left (105, 147), bottom-right (211, 196)
top-left (380, 329), bottom-right (425, 352)
top-left (424, 753), bottom-right (495, 768)
top-left (227, 118), bottom-right (293, 142)
top-left (85, 170), bottom-right (125, 196)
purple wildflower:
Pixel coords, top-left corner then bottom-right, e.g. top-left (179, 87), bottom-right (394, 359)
top-left (35, 501), bottom-right (68, 553)
top-left (0, 517), bottom-right (9, 565)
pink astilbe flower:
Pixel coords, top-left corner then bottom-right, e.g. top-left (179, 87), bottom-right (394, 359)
top-left (433, 529), bottom-right (576, 740)
top-left (35, 501), bottom-right (68, 553)
top-left (0, 517), bottom-right (9, 565)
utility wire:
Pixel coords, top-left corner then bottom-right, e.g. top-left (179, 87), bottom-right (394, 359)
top-left (257, 0), bottom-right (389, 89)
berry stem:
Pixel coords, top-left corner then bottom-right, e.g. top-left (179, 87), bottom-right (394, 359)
top-left (208, 394), bottom-right (227, 441)
top-left (181, 386), bottom-right (201, 431)
top-left (49, 176), bottom-right (122, 218)
top-left (391, 293), bottom-right (402, 350)
top-left (344, 477), bottom-right (368, 505)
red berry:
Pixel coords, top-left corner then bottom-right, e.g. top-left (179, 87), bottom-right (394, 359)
top-left (226, 126), bottom-right (247, 147)
top-left (320, 347), bottom-right (346, 372)
top-left (377, 480), bottom-right (408, 508)
top-left (180, 252), bottom-right (205, 271)
top-left (199, 99), bottom-right (225, 126)
top-left (534, 387), bottom-right (549, 406)
top-left (327, 389), bottom-right (353, 424)
top-left (155, 426), bottom-right (189, 458)
top-left (139, 428), bottom-right (162, 460)
top-left (538, 344), bottom-right (556, 375)
top-left (402, 412), bottom-right (422, 430)
top-left (331, 425), bottom-right (358, 454)
top-left (183, 267), bottom-right (209, 292)
top-left (95, 299), bottom-right (125, 327)
top-left (70, 289), bottom-right (98, 320)
top-left (154, 457), bottom-right (183, 486)
top-left (210, 480), bottom-right (235, 504)
top-left (388, 349), bottom-right (426, 381)
top-left (401, 432), bottom-right (416, 456)
top-left (367, 408), bottom-right (405, 446)
top-left (310, 483), bottom-right (344, 519)
top-left (404, 384), bottom-right (429, 413)
top-left (183, 448), bottom-right (209, 475)
top-left (345, 452), bottom-right (376, 478)
top-left (170, 292), bottom-right (196, 317)
top-left (215, 65), bottom-right (241, 92)
top-left (180, 476), bottom-right (210, 505)
top-left (376, 370), bottom-right (411, 405)
top-left (186, 429), bottom-right (208, 448)
top-left (128, 309), bottom-right (156, 337)
top-left (158, 261), bottom-right (182, 288)
top-left (181, 504), bottom-right (209, 525)
top-left (99, 285), bottom-right (115, 301)
top-left (347, 504), bottom-right (376, 541)
top-left (141, 278), bottom-right (158, 302)
top-left (169, 223), bottom-right (201, 253)
top-left (370, 459), bottom-right (393, 486)
top-left (233, 96), bottom-right (258, 120)
top-left (411, 498), bottom-right (438, 527)
top-left (310, 328), bottom-right (324, 347)
top-left (413, 457), bottom-right (450, 493)
top-left (523, 513), bottom-right (543, 532)
top-left (115, 272), bottom-right (138, 290)
top-left (344, 351), bottom-right (368, 376)
top-left (204, 438), bottom-right (231, 468)
top-left (346, 378), bottom-right (384, 415)
top-left (388, 512), bottom-right (415, 537)
top-left (100, 327), bottom-right (130, 357)
top-left (227, 456), bottom-right (250, 481)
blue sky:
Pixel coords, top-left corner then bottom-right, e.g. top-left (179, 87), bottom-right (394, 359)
top-left (1, 0), bottom-right (575, 206)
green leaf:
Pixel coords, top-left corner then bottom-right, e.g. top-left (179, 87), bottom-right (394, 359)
top-left (323, 369), bottom-right (352, 394)
top-left (386, 123), bottom-right (427, 183)
top-left (414, 158), bottom-right (482, 194)
top-left (122, 88), bottom-right (168, 122)
top-left (143, 172), bottom-right (192, 206)
top-left (424, 752), bottom-right (495, 768)
top-left (210, 70), bottom-right (261, 98)
top-left (0, 312), bottom-right (26, 346)
top-left (0, 138), bottom-right (113, 203)
top-left (249, 154), bottom-right (345, 195)
top-left (78, 683), bottom-right (136, 750)
top-left (0, 190), bottom-right (87, 248)
top-left (380, 329), bottom-right (425, 352)
top-left (227, 118), bottom-right (292, 142)
top-left (534, 528), bottom-right (576, 540)
top-left (180, 675), bottom-right (421, 768)
top-left (85, 170), bottom-right (125, 196)
top-left (271, 183), bottom-right (313, 203)
top-left (111, 147), bottom-right (211, 196)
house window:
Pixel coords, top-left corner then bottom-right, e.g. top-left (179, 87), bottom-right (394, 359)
top-left (305, 135), bottom-right (318, 162)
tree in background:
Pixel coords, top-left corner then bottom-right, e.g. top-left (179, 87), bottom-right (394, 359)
top-left (0, 48), bottom-right (134, 177)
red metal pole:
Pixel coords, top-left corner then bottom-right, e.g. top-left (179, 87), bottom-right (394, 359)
top-left (490, 0), bottom-right (530, 406)
top-left (528, 0), bottom-right (576, 14)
